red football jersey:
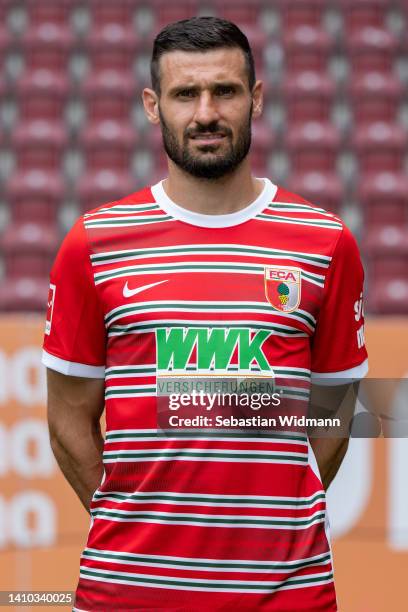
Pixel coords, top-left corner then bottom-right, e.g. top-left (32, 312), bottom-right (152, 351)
top-left (43, 178), bottom-right (368, 611)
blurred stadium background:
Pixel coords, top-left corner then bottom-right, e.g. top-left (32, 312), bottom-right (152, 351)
top-left (0, 1), bottom-right (407, 611)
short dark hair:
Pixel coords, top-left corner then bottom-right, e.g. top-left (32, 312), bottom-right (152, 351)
top-left (151, 16), bottom-right (256, 95)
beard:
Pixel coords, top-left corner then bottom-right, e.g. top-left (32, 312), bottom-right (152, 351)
top-left (158, 104), bottom-right (252, 180)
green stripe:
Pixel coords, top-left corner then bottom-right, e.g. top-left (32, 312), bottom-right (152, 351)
top-left (274, 368), bottom-right (310, 378)
top-left (80, 567), bottom-right (333, 590)
top-left (102, 451), bottom-right (308, 462)
top-left (279, 387), bottom-right (309, 398)
top-left (82, 548), bottom-right (330, 571)
top-left (92, 492), bottom-right (324, 507)
top-left (91, 245), bottom-right (330, 266)
top-left (105, 302), bottom-right (316, 327)
top-left (105, 387), bottom-right (155, 396)
top-left (95, 263), bottom-right (265, 283)
top-left (88, 205), bottom-right (160, 215)
top-left (267, 203), bottom-right (326, 213)
top-left (105, 430), bottom-right (307, 441)
top-left (301, 270), bottom-right (325, 286)
top-left (84, 215), bottom-right (173, 226)
top-left (105, 367), bottom-right (156, 375)
top-left (91, 510), bottom-right (324, 526)
top-left (256, 214), bottom-right (342, 229)
top-left (108, 322), bottom-right (305, 336)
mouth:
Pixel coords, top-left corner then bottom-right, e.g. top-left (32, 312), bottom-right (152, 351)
top-left (190, 133), bottom-right (227, 145)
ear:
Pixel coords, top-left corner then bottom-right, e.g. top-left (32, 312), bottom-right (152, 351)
top-left (251, 80), bottom-right (263, 119)
top-left (142, 88), bottom-right (160, 125)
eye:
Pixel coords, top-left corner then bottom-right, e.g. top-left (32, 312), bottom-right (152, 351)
top-left (176, 89), bottom-right (197, 98)
top-left (215, 85), bottom-right (235, 96)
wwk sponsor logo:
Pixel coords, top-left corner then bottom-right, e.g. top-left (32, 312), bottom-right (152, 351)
top-left (156, 327), bottom-right (272, 372)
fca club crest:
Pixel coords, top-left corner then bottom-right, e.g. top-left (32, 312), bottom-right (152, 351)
top-left (265, 266), bottom-right (301, 313)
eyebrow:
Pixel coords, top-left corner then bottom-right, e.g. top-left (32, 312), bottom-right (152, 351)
top-left (168, 81), bottom-right (245, 96)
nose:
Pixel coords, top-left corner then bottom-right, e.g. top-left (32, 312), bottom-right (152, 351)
top-left (193, 91), bottom-right (220, 126)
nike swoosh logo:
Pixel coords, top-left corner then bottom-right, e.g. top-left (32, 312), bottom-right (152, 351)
top-left (123, 280), bottom-right (168, 298)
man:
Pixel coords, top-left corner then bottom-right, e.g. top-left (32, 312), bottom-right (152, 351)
top-left (43, 17), bottom-right (368, 611)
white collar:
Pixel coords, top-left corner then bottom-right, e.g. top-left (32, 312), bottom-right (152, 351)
top-left (151, 177), bottom-right (277, 228)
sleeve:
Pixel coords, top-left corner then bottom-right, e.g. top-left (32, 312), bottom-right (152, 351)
top-left (310, 224), bottom-right (368, 385)
top-left (42, 217), bottom-right (106, 378)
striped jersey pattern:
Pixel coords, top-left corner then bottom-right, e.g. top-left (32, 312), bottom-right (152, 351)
top-left (43, 178), bottom-right (368, 611)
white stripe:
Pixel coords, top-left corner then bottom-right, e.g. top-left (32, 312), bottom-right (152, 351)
top-left (105, 365), bottom-right (156, 373)
top-left (93, 494), bottom-right (324, 510)
top-left (105, 428), bottom-right (307, 438)
top-left (107, 318), bottom-right (307, 337)
top-left (92, 490), bottom-right (322, 503)
top-left (42, 350), bottom-right (105, 378)
top-left (85, 206), bottom-right (160, 217)
top-left (82, 548), bottom-right (330, 573)
top-left (311, 358), bottom-right (369, 385)
top-left (91, 507), bottom-right (325, 528)
top-left (84, 217), bottom-right (173, 229)
top-left (104, 436), bottom-right (308, 445)
top-left (257, 215), bottom-right (342, 230)
top-left (103, 449), bottom-right (307, 458)
top-left (91, 243), bottom-right (331, 263)
top-left (104, 301), bottom-right (317, 328)
top-left (79, 566), bottom-right (333, 593)
top-left (102, 456), bottom-right (308, 465)
top-left (95, 262), bottom-right (325, 282)
top-left (105, 372), bottom-right (156, 380)
top-left (90, 245), bottom-right (331, 268)
top-left (83, 547), bottom-right (328, 567)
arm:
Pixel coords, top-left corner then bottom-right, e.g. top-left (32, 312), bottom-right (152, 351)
top-left (47, 368), bottom-right (105, 513)
top-left (308, 381), bottom-right (359, 490)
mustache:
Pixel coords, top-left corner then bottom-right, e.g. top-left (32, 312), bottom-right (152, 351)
top-left (185, 123), bottom-right (233, 138)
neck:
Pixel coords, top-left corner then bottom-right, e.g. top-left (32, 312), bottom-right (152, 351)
top-left (162, 158), bottom-right (264, 215)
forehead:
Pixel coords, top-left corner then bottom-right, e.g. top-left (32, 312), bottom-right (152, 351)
top-left (158, 48), bottom-right (249, 91)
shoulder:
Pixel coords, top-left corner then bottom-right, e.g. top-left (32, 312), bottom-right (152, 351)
top-left (81, 185), bottom-right (155, 218)
top-left (273, 184), bottom-right (343, 223)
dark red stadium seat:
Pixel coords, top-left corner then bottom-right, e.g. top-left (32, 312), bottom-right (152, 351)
top-left (0, 277), bottom-right (49, 312)
top-left (21, 22), bottom-right (75, 71)
top-left (283, 26), bottom-right (334, 73)
top-left (5, 170), bottom-right (65, 223)
top-left (337, 0), bottom-right (389, 32)
top-left (12, 120), bottom-right (69, 172)
top-left (15, 69), bottom-right (70, 121)
top-left (87, 23), bottom-right (142, 71)
top-left (358, 172), bottom-right (408, 226)
top-left (363, 225), bottom-right (408, 258)
top-left (214, 0), bottom-right (263, 26)
top-left (151, 0), bottom-right (200, 28)
top-left (286, 171), bottom-right (343, 213)
top-left (279, 0), bottom-right (327, 28)
top-left (0, 222), bottom-right (60, 278)
top-left (250, 120), bottom-right (276, 176)
top-left (88, 0), bottom-right (137, 26)
top-left (81, 69), bottom-right (137, 122)
top-left (353, 122), bottom-right (407, 173)
top-left (0, 0), bottom-right (12, 22)
top-left (347, 27), bottom-right (399, 74)
top-left (25, 0), bottom-right (78, 25)
top-left (350, 71), bottom-right (404, 124)
top-left (367, 275), bottom-right (408, 314)
top-left (145, 127), bottom-right (167, 181)
top-left (80, 120), bottom-right (138, 172)
top-left (0, 23), bottom-right (11, 57)
top-left (77, 169), bottom-right (136, 213)
top-left (286, 121), bottom-right (342, 173)
top-left (370, 257), bottom-right (408, 279)
top-left (281, 71), bottom-right (336, 123)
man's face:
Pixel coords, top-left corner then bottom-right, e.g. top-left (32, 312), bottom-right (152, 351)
top-left (153, 48), bottom-right (259, 179)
